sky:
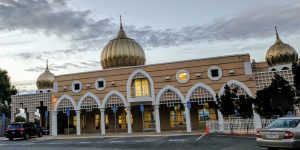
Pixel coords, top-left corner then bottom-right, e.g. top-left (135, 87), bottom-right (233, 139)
top-left (0, 0), bottom-right (299, 93)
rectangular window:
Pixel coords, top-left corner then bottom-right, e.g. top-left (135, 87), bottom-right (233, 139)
top-left (73, 116), bottom-right (77, 127)
top-left (135, 79), bottom-right (142, 96)
top-left (97, 81), bottom-right (104, 88)
top-left (74, 83), bottom-right (80, 90)
top-left (211, 69), bottom-right (219, 77)
top-left (170, 104), bottom-right (186, 128)
top-left (179, 72), bottom-right (187, 81)
top-left (95, 114), bottom-right (100, 129)
top-left (133, 78), bottom-right (150, 97)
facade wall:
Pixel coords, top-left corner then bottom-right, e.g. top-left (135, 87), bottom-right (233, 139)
top-left (53, 54), bottom-right (255, 108)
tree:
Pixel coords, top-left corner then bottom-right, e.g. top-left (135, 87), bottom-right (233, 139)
top-left (0, 68), bottom-right (17, 107)
top-left (292, 63), bottom-right (300, 103)
top-left (15, 115), bottom-right (26, 122)
top-left (216, 85), bottom-right (236, 118)
top-left (217, 84), bottom-right (254, 118)
top-left (254, 73), bottom-right (295, 118)
top-left (236, 95), bottom-right (254, 118)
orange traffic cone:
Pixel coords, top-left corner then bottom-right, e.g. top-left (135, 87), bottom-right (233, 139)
top-left (205, 125), bottom-right (210, 134)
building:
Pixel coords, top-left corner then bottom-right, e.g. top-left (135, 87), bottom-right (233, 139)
top-left (11, 21), bottom-right (298, 136)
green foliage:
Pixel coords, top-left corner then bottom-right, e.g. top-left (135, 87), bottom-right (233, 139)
top-left (217, 84), bottom-right (254, 118)
top-left (216, 85), bottom-right (236, 117)
top-left (236, 95), bottom-right (254, 118)
top-left (292, 63), bottom-right (300, 103)
top-left (254, 73), bottom-right (295, 118)
top-left (35, 118), bottom-right (40, 126)
top-left (0, 68), bottom-right (18, 107)
top-left (15, 115), bottom-right (26, 122)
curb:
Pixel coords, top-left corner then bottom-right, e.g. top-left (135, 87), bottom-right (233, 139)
top-left (33, 132), bottom-right (204, 141)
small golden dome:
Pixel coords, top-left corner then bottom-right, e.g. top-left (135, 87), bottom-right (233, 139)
top-left (266, 27), bottom-right (298, 67)
top-left (36, 61), bottom-right (55, 89)
top-left (100, 16), bottom-right (146, 69)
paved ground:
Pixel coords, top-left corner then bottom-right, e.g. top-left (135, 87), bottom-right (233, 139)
top-left (0, 134), bottom-right (265, 150)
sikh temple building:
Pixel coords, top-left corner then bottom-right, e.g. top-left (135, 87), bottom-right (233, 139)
top-left (11, 20), bottom-right (298, 136)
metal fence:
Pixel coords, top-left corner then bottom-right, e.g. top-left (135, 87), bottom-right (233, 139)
top-left (207, 118), bottom-right (276, 135)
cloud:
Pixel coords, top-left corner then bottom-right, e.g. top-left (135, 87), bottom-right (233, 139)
top-left (1, 0), bottom-right (300, 50)
top-left (24, 60), bottom-right (99, 73)
top-left (17, 52), bottom-right (43, 61)
top-left (0, 0), bottom-right (115, 40)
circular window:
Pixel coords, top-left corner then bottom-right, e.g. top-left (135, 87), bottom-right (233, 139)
top-left (95, 78), bottom-right (106, 91)
top-left (72, 81), bottom-right (82, 93)
top-left (176, 69), bottom-right (190, 84)
top-left (207, 66), bottom-right (222, 81)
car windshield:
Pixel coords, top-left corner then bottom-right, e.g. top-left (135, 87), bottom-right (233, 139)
top-left (267, 119), bottom-right (300, 128)
top-left (7, 124), bottom-right (21, 129)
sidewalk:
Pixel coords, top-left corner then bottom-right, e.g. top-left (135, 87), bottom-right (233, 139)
top-left (34, 130), bottom-right (204, 141)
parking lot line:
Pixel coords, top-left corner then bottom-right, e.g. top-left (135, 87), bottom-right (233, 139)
top-left (135, 139), bottom-right (156, 143)
top-left (109, 140), bottom-right (125, 143)
top-left (104, 137), bottom-right (122, 142)
top-left (196, 134), bottom-right (206, 141)
top-left (78, 142), bottom-right (92, 144)
top-left (168, 139), bottom-right (185, 142)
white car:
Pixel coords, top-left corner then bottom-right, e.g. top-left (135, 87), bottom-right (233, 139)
top-left (256, 117), bottom-right (300, 150)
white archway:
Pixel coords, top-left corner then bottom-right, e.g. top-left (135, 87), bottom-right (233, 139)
top-left (102, 90), bottom-right (129, 108)
top-left (186, 83), bottom-right (217, 103)
top-left (52, 94), bottom-right (78, 136)
top-left (126, 69), bottom-right (155, 103)
top-left (155, 85), bottom-right (191, 132)
top-left (77, 92), bottom-right (101, 110)
top-left (219, 80), bottom-right (253, 97)
top-left (54, 94), bottom-right (77, 111)
top-left (155, 85), bottom-right (185, 105)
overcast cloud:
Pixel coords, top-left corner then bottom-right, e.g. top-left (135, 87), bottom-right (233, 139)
top-left (0, 0), bottom-right (299, 91)
top-left (1, 0), bottom-right (300, 49)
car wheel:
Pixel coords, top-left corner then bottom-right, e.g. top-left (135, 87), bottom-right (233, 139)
top-left (9, 137), bottom-right (13, 141)
top-left (38, 131), bottom-right (42, 137)
top-left (24, 133), bottom-right (30, 139)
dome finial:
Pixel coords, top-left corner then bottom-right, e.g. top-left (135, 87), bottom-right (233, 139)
top-left (46, 59), bottom-right (49, 70)
top-left (116, 15), bottom-right (127, 39)
top-left (120, 15), bottom-right (123, 30)
top-left (275, 26), bottom-right (282, 42)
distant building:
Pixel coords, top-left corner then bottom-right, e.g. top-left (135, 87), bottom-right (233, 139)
top-left (11, 21), bottom-right (298, 136)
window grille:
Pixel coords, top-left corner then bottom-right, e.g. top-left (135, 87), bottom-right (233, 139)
top-left (80, 96), bottom-right (99, 111)
top-left (105, 93), bottom-right (124, 108)
top-left (190, 87), bottom-right (214, 105)
top-left (57, 98), bottom-right (75, 113)
top-left (159, 89), bottom-right (182, 107)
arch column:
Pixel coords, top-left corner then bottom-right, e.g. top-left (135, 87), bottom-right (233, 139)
top-left (154, 105), bottom-right (161, 133)
top-left (51, 111), bottom-right (58, 136)
top-left (217, 110), bottom-right (224, 131)
top-left (100, 108), bottom-right (105, 135)
top-left (184, 103), bottom-right (192, 132)
top-left (253, 104), bottom-right (262, 129)
top-left (126, 106), bottom-right (132, 134)
top-left (76, 110), bottom-right (81, 135)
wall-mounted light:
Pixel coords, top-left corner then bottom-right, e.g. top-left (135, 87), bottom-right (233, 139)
top-left (229, 70), bottom-right (235, 75)
top-left (196, 73), bottom-right (202, 78)
top-left (111, 81), bottom-right (116, 86)
top-left (165, 76), bottom-right (171, 80)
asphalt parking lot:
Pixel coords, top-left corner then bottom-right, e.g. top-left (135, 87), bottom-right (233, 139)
top-left (0, 134), bottom-right (265, 150)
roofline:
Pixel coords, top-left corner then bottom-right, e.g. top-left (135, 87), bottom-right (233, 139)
top-left (56, 53), bottom-right (251, 77)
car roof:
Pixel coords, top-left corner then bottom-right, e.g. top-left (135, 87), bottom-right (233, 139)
top-left (278, 117), bottom-right (300, 119)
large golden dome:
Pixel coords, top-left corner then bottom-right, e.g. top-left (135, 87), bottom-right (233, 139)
top-left (266, 27), bottom-right (298, 67)
top-left (100, 17), bottom-right (146, 69)
top-left (36, 61), bottom-right (55, 89)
